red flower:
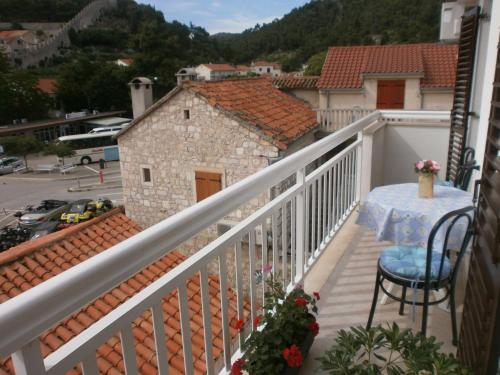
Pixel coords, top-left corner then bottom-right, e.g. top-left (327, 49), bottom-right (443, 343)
top-left (308, 321), bottom-right (319, 336)
top-left (253, 315), bottom-right (262, 328)
top-left (231, 358), bottom-right (246, 375)
top-left (295, 297), bottom-right (307, 307)
top-left (282, 344), bottom-right (303, 368)
top-left (313, 291), bottom-right (320, 300)
top-left (235, 319), bottom-right (244, 332)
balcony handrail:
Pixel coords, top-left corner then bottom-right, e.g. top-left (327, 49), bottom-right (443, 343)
top-left (0, 109), bottom-right (450, 360)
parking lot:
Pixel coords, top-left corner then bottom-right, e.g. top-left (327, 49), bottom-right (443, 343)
top-left (0, 154), bottom-right (123, 228)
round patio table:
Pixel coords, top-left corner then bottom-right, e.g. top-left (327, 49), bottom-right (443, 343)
top-left (356, 183), bottom-right (473, 252)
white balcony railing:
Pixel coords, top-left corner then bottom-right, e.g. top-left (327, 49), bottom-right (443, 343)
top-left (0, 110), bottom-right (450, 375)
top-left (316, 108), bottom-right (374, 132)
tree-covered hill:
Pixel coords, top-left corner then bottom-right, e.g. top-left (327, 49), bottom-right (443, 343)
top-left (214, 0), bottom-right (442, 70)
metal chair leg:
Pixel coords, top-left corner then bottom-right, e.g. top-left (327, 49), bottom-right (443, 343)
top-left (450, 288), bottom-right (458, 346)
top-left (367, 271), bottom-right (381, 330)
top-left (399, 286), bottom-right (407, 315)
top-left (421, 286), bottom-right (430, 337)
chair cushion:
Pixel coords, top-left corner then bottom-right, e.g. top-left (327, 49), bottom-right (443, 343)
top-left (380, 245), bottom-right (451, 281)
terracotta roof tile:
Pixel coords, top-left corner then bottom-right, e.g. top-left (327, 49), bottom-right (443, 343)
top-left (36, 78), bottom-right (58, 94)
top-left (318, 43), bottom-right (458, 89)
top-left (201, 63), bottom-right (236, 72)
top-left (272, 75), bottom-right (319, 89)
top-left (0, 209), bottom-right (249, 374)
top-left (184, 77), bottom-right (317, 149)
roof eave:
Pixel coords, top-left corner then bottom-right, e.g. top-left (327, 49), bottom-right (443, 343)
top-left (361, 72), bottom-right (425, 79)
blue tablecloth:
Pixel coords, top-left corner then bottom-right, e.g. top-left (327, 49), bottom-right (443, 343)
top-left (357, 183), bottom-right (473, 251)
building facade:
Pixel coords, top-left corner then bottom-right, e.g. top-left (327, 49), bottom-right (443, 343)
top-left (118, 78), bottom-right (318, 232)
top-left (251, 61), bottom-right (282, 77)
top-left (317, 43), bottom-right (457, 111)
top-left (272, 76), bottom-right (320, 108)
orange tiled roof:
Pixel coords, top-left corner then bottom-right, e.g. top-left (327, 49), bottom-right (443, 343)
top-left (36, 78), bottom-right (57, 94)
top-left (253, 61), bottom-right (281, 69)
top-left (184, 78), bottom-right (317, 149)
top-left (318, 43), bottom-right (458, 90)
top-left (201, 63), bottom-right (236, 72)
top-left (235, 64), bottom-right (251, 72)
top-left (0, 208), bottom-right (248, 375)
top-left (272, 76), bottom-right (319, 89)
top-left (0, 30), bottom-right (29, 40)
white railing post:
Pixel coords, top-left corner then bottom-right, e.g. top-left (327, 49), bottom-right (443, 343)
top-left (355, 131), bottom-right (363, 202)
top-left (295, 167), bottom-right (306, 283)
top-left (11, 339), bottom-right (46, 375)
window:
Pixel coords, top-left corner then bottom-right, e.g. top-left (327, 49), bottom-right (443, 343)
top-left (195, 171), bottom-right (222, 202)
top-left (184, 109), bottom-right (190, 120)
top-left (376, 80), bottom-right (405, 109)
top-left (267, 68), bottom-right (271, 73)
top-left (142, 167), bottom-right (151, 183)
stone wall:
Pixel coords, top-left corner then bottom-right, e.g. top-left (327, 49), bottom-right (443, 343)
top-left (12, 0), bottom-right (117, 67)
top-left (119, 89), bottom-right (280, 237)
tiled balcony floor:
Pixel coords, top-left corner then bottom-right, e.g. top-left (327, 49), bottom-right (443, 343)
top-left (301, 211), bottom-right (461, 374)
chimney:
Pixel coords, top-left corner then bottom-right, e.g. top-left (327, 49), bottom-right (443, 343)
top-left (129, 77), bottom-right (153, 119)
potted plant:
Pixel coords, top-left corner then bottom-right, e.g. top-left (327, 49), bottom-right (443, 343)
top-left (317, 323), bottom-right (472, 374)
top-left (415, 160), bottom-right (440, 198)
top-left (231, 276), bottom-right (320, 375)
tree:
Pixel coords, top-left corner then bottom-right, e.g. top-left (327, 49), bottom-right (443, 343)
top-left (44, 142), bottom-right (75, 165)
top-left (0, 52), bottom-right (51, 124)
top-left (0, 136), bottom-right (44, 168)
top-left (304, 51), bottom-right (327, 76)
top-left (56, 56), bottom-right (133, 112)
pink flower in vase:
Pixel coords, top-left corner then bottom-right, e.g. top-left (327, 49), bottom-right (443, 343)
top-left (416, 161), bottom-right (424, 170)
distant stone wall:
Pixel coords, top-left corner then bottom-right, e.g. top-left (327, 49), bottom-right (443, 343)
top-left (12, 0), bottom-right (117, 67)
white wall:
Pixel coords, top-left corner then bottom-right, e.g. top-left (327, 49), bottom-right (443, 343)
top-left (422, 92), bottom-right (454, 110)
top-left (382, 123), bottom-right (450, 184)
top-left (363, 122), bottom-right (451, 197)
top-left (319, 78), bottom-right (452, 110)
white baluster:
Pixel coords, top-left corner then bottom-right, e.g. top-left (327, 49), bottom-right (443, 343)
top-left (217, 253), bottom-right (231, 371)
top-left (296, 168), bottom-right (306, 281)
top-left (151, 303), bottom-right (169, 375)
top-left (178, 284), bottom-right (194, 375)
top-left (200, 267), bottom-right (215, 375)
top-left (120, 325), bottom-right (138, 375)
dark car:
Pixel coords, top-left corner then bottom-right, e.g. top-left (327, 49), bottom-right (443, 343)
top-left (17, 200), bottom-right (70, 229)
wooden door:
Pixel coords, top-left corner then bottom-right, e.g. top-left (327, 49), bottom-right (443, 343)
top-left (446, 7), bottom-right (481, 181)
top-left (376, 80), bottom-right (405, 109)
top-left (457, 39), bottom-right (500, 375)
top-left (195, 171), bottom-right (222, 202)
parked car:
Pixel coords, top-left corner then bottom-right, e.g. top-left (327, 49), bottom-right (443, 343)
top-left (16, 200), bottom-right (70, 228)
top-left (60, 198), bottom-right (113, 224)
top-left (0, 157), bottom-right (24, 175)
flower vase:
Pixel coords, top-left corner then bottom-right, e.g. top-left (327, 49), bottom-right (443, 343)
top-left (418, 174), bottom-right (434, 198)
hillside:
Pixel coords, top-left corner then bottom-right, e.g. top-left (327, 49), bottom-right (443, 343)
top-left (214, 0), bottom-right (442, 70)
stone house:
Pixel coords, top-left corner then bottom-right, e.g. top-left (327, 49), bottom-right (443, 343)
top-left (117, 77), bottom-right (318, 234)
top-left (317, 43), bottom-right (458, 111)
top-left (251, 61), bottom-right (282, 77)
top-left (272, 75), bottom-right (320, 108)
top-left (194, 63), bottom-right (237, 80)
top-left (0, 30), bottom-right (37, 56)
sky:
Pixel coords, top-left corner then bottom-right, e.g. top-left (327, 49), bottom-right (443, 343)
top-left (137, 0), bottom-right (309, 34)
